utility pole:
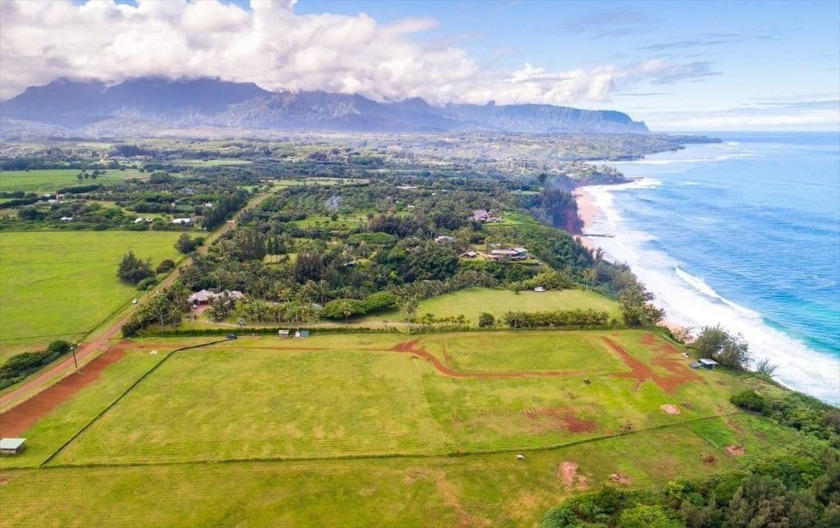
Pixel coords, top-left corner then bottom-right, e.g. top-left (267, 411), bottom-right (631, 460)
top-left (71, 344), bottom-right (78, 370)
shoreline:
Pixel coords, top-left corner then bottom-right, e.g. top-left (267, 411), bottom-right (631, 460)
top-left (573, 185), bottom-right (688, 338)
top-left (572, 187), bottom-right (599, 253)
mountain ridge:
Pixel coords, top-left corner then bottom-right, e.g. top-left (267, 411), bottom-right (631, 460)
top-left (0, 77), bottom-right (650, 135)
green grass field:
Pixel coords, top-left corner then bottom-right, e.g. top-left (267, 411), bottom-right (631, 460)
top-left (0, 169), bottom-right (146, 193)
top-left (364, 287), bottom-right (621, 325)
top-left (0, 329), bottom-right (807, 526)
top-left (42, 331), bottom-right (737, 466)
top-left (0, 231), bottom-right (182, 351)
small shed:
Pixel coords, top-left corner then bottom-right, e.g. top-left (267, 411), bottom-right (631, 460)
top-left (278, 330), bottom-right (290, 339)
top-left (699, 358), bottom-right (719, 370)
top-left (0, 438), bottom-right (26, 455)
top-left (296, 330), bottom-right (310, 339)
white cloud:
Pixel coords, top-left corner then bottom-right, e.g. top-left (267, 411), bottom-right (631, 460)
top-left (0, 0), bottom-right (713, 107)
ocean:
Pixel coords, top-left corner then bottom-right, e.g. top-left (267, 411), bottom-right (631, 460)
top-left (583, 132), bottom-right (840, 404)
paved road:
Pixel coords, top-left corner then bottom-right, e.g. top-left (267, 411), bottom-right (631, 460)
top-left (0, 193), bottom-right (269, 412)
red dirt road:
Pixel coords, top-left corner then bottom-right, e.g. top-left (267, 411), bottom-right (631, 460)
top-left (0, 313), bottom-right (135, 412)
top-left (0, 347), bottom-right (125, 438)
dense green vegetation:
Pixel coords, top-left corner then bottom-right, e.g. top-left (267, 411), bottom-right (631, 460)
top-left (0, 340), bottom-right (71, 389)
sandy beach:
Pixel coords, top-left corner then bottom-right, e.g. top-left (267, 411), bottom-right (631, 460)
top-left (572, 187), bottom-right (600, 252)
top-left (573, 186), bottom-right (689, 337)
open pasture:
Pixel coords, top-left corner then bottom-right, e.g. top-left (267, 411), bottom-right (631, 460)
top-left (0, 413), bottom-right (802, 528)
top-left (46, 330), bottom-right (736, 466)
top-left (365, 287), bottom-right (621, 325)
top-left (0, 331), bottom-right (804, 526)
top-left (0, 231), bottom-right (181, 351)
top-left (0, 168), bottom-right (146, 193)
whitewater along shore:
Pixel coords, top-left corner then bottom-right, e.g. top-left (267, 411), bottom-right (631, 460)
top-left (573, 186), bottom-right (687, 338)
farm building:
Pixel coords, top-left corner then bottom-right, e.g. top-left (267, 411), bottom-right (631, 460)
top-left (278, 330), bottom-right (290, 338)
top-left (690, 358), bottom-right (720, 370)
top-left (699, 358), bottom-right (719, 369)
top-left (434, 236), bottom-right (455, 243)
top-left (0, 438), bottom-right (26, 455)
top-left (171, 218), bottom-right (192, 225)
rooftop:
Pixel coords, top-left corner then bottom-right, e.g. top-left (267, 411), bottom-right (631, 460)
top-left (0, 438), bottom-right (26, 450)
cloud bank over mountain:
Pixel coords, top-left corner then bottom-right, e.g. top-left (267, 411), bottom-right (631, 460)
top-left (0, 0), bottom-right (712, 105)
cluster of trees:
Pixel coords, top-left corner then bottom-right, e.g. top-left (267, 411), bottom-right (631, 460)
top-left (320, 292), bottom-right (400, 321)
top-left (117, 251), bottom-right (154, 285)
top-left (175, 233), bottom-right (205, 254)
top-left (225, 297), bottom-right (319, 325)
top-left (201, 191), bottom-right (248, 230)
top-left (542, 448), bottom-right (840, 528)
top-left (0, 341), bottom-right (72, 389)
top-left (619, 285), bottom-right (665, 328)
top-left (692, 324), bottom-right (751, 370)
top-left (122, 286), bottom-right (190, 337)
top-left (503, 309), bottom-right (612, 329)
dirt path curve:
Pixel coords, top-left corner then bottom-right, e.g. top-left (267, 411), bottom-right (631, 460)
top-left (0, 193), bottom-right (270, 413)
top-left (391, 339), bottom-right (586, 379)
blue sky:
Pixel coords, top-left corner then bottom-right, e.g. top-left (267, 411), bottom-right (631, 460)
top-left (4, 0), bottom-right (839, 130)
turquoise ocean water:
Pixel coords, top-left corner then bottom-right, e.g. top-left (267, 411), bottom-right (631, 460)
top-left (584, 132), bottom-right (840, 404)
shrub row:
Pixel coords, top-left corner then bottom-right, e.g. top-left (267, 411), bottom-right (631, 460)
top-left (0, 340), bottom-right (72, 389)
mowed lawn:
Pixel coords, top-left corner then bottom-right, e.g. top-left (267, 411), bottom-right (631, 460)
top-left (0, 231), bottom-right (181, 349)
top-left (363, 287), bottom-right (621, 325)
top-left (0, 168), bottom-right (146, 193)
top-left (52, 330), bottom-right (740, 465)
top-left (0, 414), bottom-right (807, 528)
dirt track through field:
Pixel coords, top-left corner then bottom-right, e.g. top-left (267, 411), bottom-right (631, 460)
top-left (0, 347), bottom-right (125, 438)
top-left (391, 340), bottom-right (586, 379)
top-left (603, 337), bottom-right (700, 393)
top-left (0, 334), bottom-right (695, 439)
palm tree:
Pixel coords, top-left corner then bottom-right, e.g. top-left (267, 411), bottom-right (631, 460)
top-left (398, 297), bottom-right (418, 334)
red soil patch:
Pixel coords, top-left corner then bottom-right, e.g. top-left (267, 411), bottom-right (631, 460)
top-left (391, 340), bottom-right (585, 380)
top-left (640, 333), bottom-right (658, 346)
top-left (610, 473), bottom-right (632, 485)
top-left (604, 337), bottom-right (700, 393)
top-left (660, 404), bottom-right (682, 415)
top-left (726, 444), bottom-right (746, 457)
top-left (660, 343), bottom-right (682, 355)
top-left (0, 347), bottom-right (125, 438)
top-left (523, 408), bottom-right (598, 434)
